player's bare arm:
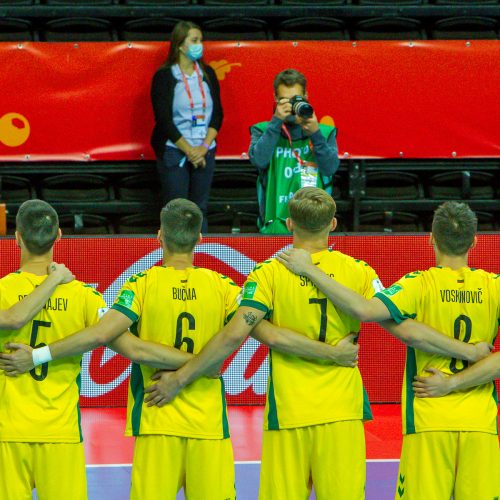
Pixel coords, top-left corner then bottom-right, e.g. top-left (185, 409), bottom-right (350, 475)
top-left (381, 320), bottom-right (492, 362)
top-left (252, 320), bottom-right (359, 367)
top-left (277, 248), bottom-right (390, 322)
top-left (412, 351), bottom-right (500, 398)
top-left (146, 306), bottom-right (266, 406)
top-left (0, 309), bottom-right (132, 375)
top-left (0, 262), bottom-right (74, 330)
top-left (109, 330), bottom-right (193, 369)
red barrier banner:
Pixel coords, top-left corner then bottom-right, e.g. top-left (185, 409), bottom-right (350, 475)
top-left (0, 41), bottom-right (499, 161)
top-left (0, 234), bottom-right (498, 406)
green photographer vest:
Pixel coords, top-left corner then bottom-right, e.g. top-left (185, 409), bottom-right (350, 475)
top-left (254, 121), bottom-right (336, 234)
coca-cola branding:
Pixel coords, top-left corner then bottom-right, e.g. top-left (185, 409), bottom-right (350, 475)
top-left (1, 235), bottom-right (497, 406)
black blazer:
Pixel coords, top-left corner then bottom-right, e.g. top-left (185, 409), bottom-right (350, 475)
top-left (150, 63), bottom-right (223, 159)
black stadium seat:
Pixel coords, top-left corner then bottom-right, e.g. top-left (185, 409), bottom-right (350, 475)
top-left (40, 174), bottom-right (110, 201)
top-left (0, 175), bottom-right (34, 201)
top-left (364, 172), bottom-right (423, 200)
top-left (117, 213), bottom-right (159, 234)
top-left (41, 18), bottom-right (116, 42)
top-left (202, 18), bottom-right (269, 41)
top-left (0, 18), bottom-right (35, 41)
top-left (59, 213), bottom-right (114, 235)
top-left (276, 18), bottom-right (349, 41)
top-left (359, 211), bottom-right (424, 232)
top-left (427, 171), bottom-right (496, 200)
top-left (430, 17), bottom-right (498, 40)
top-left (354, 17), bottom-right (426, 40)
top-left (116, 173), bottom-right (161, 202)
top-left (123, 0), bottom-right (190, 4)
top-left (120, 18), bottom-right (180, 41)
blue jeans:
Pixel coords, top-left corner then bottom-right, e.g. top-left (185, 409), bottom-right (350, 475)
top-left (156, 146), bottom-right (216, 233)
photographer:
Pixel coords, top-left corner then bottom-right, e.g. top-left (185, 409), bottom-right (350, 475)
top-left (249, 69), bottom-right (339, 234)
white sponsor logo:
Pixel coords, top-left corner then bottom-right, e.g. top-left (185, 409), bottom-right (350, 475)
top-left (81, 243), bottom-right (291, 399)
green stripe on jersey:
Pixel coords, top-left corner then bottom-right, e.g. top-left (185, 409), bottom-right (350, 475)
top-left (76, 371), bottom-right (83, 442)
top-left (405, 347), bottom-right (417, 434)
top-left (362, 386), bottom-right (373, 421)
top-left (130, 363), bottom-right (145, 436)
top-left (267, 351), bottom-right (279, 430)
top-left (220, 377), bottom-right (230, 439)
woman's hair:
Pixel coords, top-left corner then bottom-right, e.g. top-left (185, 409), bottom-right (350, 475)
top-left (165, 21), bottom-right (203, 67)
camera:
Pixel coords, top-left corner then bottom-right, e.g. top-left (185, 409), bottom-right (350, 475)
top-left (289, 95), bottom-right (314, 119)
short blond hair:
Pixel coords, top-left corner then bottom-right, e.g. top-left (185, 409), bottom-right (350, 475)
top-left (288, 187), bottom-right (336, 233)
top-left (160, 199), bottom-right (202, 253)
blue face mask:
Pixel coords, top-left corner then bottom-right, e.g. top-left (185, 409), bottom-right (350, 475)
top-left (186, 43), bottom-right (203, 61)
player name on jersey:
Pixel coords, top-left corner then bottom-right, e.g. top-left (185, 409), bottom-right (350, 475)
top-left (439, 288), bottom-right (483, 304)
top-left (299, 273), bottom-right (334, 287)
top-left (172, 287), bottom-right (197, 301)
top-left (18, 294), bottom-right (69, 311)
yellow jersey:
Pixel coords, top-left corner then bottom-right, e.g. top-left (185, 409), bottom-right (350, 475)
top-left (112, 266), bottom-right (240, 440)
top-left (375, 267), bottom-right (500, 435)
top-left (240, 249), bottom-right (381, 430)
top-left (0, 271), bottom-right (106, 443)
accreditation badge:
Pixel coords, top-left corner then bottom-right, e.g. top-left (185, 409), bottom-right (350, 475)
top-left (300, 161), bottom-right (318, 188)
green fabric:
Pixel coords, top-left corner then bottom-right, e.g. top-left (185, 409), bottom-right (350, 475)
top-left (254, 121), bottom-right (335, 234)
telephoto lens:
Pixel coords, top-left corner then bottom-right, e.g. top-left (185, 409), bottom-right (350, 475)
top-left (289, 95), bottom-right (314, 119)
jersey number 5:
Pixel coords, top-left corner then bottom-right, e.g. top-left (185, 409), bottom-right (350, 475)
top-left (29, 320), bottom-right (51, 381)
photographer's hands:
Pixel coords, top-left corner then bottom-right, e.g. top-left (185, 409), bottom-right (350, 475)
top-left (274, 98), bottom-right (293, 121)
top-left (297, 112), bottom-right (320, 135)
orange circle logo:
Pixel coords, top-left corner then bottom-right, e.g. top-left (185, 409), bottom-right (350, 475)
top-left (0, 113), bottom-right (30, 147)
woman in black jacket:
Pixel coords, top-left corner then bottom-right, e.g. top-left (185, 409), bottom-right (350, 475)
top-left (151, 21), bottom-right (223, 232)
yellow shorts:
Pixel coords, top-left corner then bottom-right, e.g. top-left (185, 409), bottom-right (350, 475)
top-left (259, 419), bottom-right (366, 500)
top-left (0, 441), bottom-right (86, 500)
top-left (130, 434), bottom-right (235, 500)
top-left (396, 431), bottom-right (500, 500)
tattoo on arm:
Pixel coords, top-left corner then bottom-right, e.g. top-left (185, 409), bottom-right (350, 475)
top-left (243, 312), bottom-right (258, 326)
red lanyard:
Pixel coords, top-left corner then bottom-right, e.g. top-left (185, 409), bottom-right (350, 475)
top-left (281, 124), bottom-right (315, 167)
top-left (180, 63), bottom-right (206, 116)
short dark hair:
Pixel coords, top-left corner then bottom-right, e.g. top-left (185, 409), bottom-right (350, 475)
top-left (289, 187), bottom-right (336, 234)
top-left (160, 199), bottom-right (203, 253)
top-left (16, 200), bottom-right (59, 255)
top-left (432, 201), bottom-right (477, 256)
top-left (273, 69), bottom-right (307, 96)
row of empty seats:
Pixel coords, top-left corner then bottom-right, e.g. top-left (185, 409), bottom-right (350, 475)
top-left (0, 0), bottom-right (499, 5)
top-left (1, 162), bottom-right (498, 234)
top-left (4, 209), bottom-right (499, 235)
top-left (1, 169), bottom-right (498, 204)
top-left (1, 16), bottom-right (499, 41)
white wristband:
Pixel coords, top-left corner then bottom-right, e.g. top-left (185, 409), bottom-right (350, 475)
top-left (32, 345), bottom-right (52, 367)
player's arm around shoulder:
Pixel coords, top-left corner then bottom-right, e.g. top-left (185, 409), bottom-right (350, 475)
top-left (0, 306), bottom-right (134, 376)
top-left (0, 262), bottom-right (74, 330)
top-left (277, 248), bottom-right (389, 322)
top-left (153, 306), bottom-right (267, 405)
